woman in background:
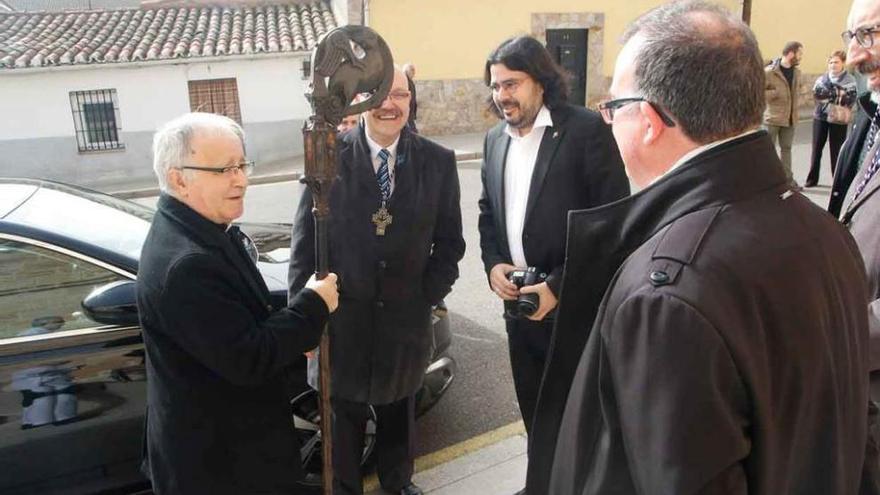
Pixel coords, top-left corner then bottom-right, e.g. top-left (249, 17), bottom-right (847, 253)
top-left (805, 50), bottom-right (857, 187)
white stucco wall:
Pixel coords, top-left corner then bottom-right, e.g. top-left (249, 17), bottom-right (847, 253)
top-left (0, 53), bottom-right (311, 139)
top-left (0, 53), bottom-right (312, 188)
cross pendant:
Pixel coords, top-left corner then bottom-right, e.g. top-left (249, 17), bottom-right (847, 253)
top-left (372, 205), bottom-right (393, 236)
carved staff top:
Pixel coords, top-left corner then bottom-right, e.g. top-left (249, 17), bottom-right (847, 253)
top-left (305, 25), bottom-right (395, 127)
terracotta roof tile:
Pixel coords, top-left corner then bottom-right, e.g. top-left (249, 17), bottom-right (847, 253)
top-left (0, 1), bottom-right (336, 69)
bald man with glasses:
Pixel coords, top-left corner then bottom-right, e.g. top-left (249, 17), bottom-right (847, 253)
top-left (289, 68), bottom-right (465, 495)
top-left (835, 0), bottom-right (880, 407)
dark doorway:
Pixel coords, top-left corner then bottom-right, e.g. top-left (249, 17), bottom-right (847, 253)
top-left (546, 29), bottom-right (588, 106)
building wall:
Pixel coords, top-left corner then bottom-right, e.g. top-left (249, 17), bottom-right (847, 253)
top-left (0, 54), bottom-right (311, 188)
top-left (368, 0), bottom-right (845, 135)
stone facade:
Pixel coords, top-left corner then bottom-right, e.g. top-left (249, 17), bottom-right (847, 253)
top-left (797, 72), bottom-right (823, 120)
top-left (414, 78), bottom-right (498, 136)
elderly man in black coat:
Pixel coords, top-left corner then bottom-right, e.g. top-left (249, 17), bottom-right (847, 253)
top-left (532, 2), bottom-right (880, 494)
top-left (137, 112), bottom-right (339, 495)
top-left (288, 68), bottom-right (465, 495)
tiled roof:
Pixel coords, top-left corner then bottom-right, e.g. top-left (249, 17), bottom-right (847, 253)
top-left (0, 1), bottom-right (336, 69)
top-left (2, 1), bottom-right (141, 12)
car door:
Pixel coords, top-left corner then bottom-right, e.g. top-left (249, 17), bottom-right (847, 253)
top-left (0, 235), bottom-right (148, 494)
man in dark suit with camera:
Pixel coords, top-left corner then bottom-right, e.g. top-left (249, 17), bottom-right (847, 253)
top-left (477, 36), bottom-right (629, 482)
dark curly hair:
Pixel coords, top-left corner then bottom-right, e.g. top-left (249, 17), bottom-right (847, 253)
top-left (484, 36), bottom-right (570, 118)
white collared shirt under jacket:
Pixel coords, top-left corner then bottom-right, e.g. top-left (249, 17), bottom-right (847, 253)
top-left (504, 105), bottom-right (553, 268)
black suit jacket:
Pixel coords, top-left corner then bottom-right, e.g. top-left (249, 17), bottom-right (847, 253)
top-left (288, 126), bottom-right (465, 404)
top-left (830, 92), bottom-right (878, 217)
top-left (478, 103), bottom-right (629, 296)
top-left (137, 194), bottom-right (328, 495)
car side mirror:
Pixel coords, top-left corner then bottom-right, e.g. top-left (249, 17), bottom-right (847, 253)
top-left (82, 280), bottom-right (139, 326)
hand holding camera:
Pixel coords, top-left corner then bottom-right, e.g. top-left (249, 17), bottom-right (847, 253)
top-left (490, 264), bottom-right (558, 321)
top-left (489, 263), bottom-right (519, 300)
top-left (518, 280), bottom-right (558, 321)
top-left (507, 267), bottom-right (547, 317)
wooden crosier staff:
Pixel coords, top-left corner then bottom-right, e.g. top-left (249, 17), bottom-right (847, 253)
top-left (302, 25), bottom-right (393, 495)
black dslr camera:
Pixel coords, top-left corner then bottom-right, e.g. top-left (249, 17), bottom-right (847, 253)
top-left (508, 267), bottom-right (548, 318)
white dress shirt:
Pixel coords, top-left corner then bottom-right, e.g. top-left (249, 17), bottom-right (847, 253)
top-left (504, 105), bottom-right (553, 268)
top-left (365, 132), bottom-right (400, 195)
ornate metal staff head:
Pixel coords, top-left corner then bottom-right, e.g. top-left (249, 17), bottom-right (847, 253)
top-left (305, 25), bottom-right (395, 127)
top-left (302, 25), bottom-right (394, 219)
top-left (301, 25), bottom-right (394, 260)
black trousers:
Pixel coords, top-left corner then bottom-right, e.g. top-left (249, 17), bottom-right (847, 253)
top-left (806, 118), bottom-right (848, 185)
top-left (505, 317), bottom-right (553, 437)
top-left (331, 395), bottom-right (415, 495)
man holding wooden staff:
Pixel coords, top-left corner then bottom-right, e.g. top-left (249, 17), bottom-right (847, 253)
top-left (288, 66), bottom-right (465, 495)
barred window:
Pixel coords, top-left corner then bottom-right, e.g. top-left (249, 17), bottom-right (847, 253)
top-left (69, 89), bottom-right (124, 152)
top-left (188, 78), bottom-right (242, 124)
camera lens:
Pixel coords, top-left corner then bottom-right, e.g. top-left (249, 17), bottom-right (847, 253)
top-left (517, 293), bottom-right (539, 316)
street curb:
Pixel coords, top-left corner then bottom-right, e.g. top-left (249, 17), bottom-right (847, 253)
top-left (363, 420), bottom-right (525, 492)
top-left (111, 152), bottom-right (482, 199)
top-left (455, 151), bottom-right (481, 162)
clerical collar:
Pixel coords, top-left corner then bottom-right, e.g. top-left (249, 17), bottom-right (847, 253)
top-left (504, 105), bottom-right (553, 139)
top-left (365, 130), bottom-right (400, 162)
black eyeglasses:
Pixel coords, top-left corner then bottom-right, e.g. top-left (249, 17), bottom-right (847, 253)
top-left (178, 161), bottom-right (255, 177)
top-left (360, 89), bottom-right (411, 102)
top-left (597, 97), bottom-right (676, 127)
top-left (842, 23), bottom-right (880, 48)
top-left (489, 77), bottom-right (527, 94)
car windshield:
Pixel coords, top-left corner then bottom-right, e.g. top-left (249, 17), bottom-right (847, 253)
top-left (4, 183), bottom-right (154, 259)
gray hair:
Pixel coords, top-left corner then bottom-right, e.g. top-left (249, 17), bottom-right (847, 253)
top-left (622, 0), bottom-right (765, 143)
top-left (151, 112), bottom-right (245, 193)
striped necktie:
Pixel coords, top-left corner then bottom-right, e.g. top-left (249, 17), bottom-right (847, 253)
top-left (853, 106), bottom-right (880, 201)
top-left (377, 148), bottom-right (391, 201)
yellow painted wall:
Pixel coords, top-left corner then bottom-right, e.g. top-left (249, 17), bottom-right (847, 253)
top-left (750, 1), bottom-right (849, 73)
top-left (367, 0), bottom-right (847, 80)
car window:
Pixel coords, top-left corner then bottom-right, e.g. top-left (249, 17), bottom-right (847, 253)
top-left (5, 186), bottom-right (152, 259)
top-left (0, 238), bottom-right (129, 340)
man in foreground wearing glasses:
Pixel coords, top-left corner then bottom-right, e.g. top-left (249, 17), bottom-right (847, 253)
top-left (837, 0), bottom-right (880, 405)
top-left (478, 37), bottom-right (628, 492)
top-left (137, 112), bottom-right (340, 494)
top-left (289, 67), bottom-right (464, 495)
top-left (531, 2), bottom-right (878, 494)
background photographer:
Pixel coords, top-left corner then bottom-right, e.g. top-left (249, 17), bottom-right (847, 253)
top-left (477, 36), bottom-right (629, 490)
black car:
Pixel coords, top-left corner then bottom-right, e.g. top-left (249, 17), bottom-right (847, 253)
top-left (0, 178), bottom-right (456, 494)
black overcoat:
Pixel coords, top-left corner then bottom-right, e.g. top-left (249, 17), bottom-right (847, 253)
top-left (137, 195), bottom-right (328, 495)
top-left (531, 132), bottom-right (879, 494)
top-left (478, 103), bottom-right (629, 296)
top-left (288, 126), bottom-right (465, 405)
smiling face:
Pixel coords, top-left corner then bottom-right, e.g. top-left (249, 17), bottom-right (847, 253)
top-left (869, 69), bottom-right (880, 92)
top-left (173, 129), bottom-right (247, 225)
top-left (848, 0), bottom-right (880, 73)
top-left (364, 69), bottom-right (411, 147)
top-left (489, 63), bottom-right (544, 135)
